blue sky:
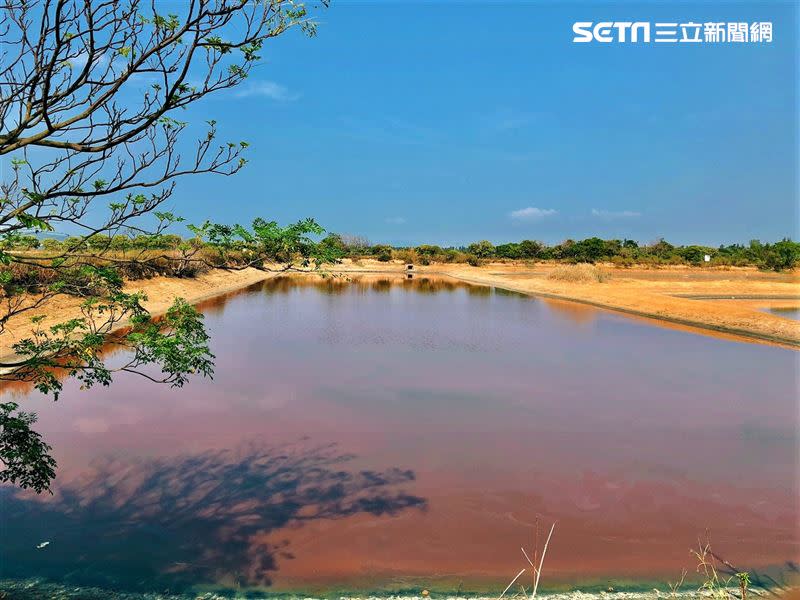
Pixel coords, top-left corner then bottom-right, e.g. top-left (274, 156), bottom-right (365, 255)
top-left (170, 1), bottom-right (798, 246)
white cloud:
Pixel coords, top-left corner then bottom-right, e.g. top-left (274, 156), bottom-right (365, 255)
top-left (234, 80), bottom-right (299, 101)
top-left (509, 207), bottom-right (557, 221)
top-left (591, 208), bottom-right (641, 219)
top-left (69, 52), bottom-right (109, 70)
top-left (385, 217), bottom-right (407, 225)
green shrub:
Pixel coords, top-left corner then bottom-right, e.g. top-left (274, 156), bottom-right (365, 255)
top-left (495, 243), bottom-right (521, 259)
top-left (7, 235), bottom-right (41, 250)
top-left (519, 239), bottom-right (543, 259)
top-left (371, 244), bottom-right (392, 256)
top-left (763, 239), bottom-right (800, 271)
top-left (415, 244), bottom-right (442, 257)
top-left (41, 238), bottom-right (63, 251)
top-left (467, 240), bottom-right (495, 259)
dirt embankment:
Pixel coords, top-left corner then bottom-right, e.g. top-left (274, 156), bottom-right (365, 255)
top-left (0, 267), bottom-right (274, 359)
top-left (1, 261), bottom-right (798, 355)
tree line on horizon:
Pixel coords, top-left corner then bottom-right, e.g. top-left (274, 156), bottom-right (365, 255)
top-left (8, 232), bottom-right (798, 271)
top-left (315, 234), bottom-right (800, 271)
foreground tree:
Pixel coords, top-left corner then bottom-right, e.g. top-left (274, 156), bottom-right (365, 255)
top-left (0, 0), bottom-right (330, 492)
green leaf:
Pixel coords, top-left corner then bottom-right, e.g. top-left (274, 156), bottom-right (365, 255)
top-left (16, 213), bottom-right (54, 232)
top-left (0, 402), bottom-right (57, 493)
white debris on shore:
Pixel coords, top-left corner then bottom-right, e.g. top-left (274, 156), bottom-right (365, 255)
top-left (330, 593), bottom-right (717, 600)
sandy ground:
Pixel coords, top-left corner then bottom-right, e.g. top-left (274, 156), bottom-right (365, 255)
top-left (0, 261), bottom-right (798, 357)
top-left (0, 267), bottom-right (274, 361)
top-left (336, 260), bottom-right (800, 349)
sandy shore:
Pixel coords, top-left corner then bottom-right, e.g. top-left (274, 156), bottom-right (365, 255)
top-left (0, 261), bottom-right (798, 357)
top-left (335, 260), bottom-right (800, 349)
top-left (0, 267), bottom-right (274, 361)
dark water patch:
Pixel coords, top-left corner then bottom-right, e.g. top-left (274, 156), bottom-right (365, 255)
top-left (0, 442), bottom-right (424, 594)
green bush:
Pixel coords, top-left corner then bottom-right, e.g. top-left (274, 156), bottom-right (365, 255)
top-left (9, 235), bottom-right (41, 250)
top-left (467, 240), bottom-right (495, 259)
top-left (371, 244), bottom-right (392, 257)
top-left (415, 244), bottom-right (443, 257)
top-left (519, 239), bottom-right (543, 259)
top-left (763, 239), bottom-right (800, 271)
top-left (41, 238), bottom-right (63, 251)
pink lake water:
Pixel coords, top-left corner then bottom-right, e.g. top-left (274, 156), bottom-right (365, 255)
top-left (0, 275), bottom-right (798, 595)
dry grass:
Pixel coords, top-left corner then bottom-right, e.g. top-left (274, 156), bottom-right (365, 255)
top-left (2, 246), bottom-right (258, 289)
top-left (501, 522), bottom-right (556, 600)
top-left (498, 529), bottom-right (794, 599)
top-left (547, 263), bottom-right (608, 283)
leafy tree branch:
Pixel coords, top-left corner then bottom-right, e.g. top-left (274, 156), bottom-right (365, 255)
top-left (0, 0), bottom-right (329, 492)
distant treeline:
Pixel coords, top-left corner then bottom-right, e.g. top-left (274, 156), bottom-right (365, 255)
top-left (319, 234), bottom-right (800, 271)
top-left (6, 233), bottom-right (187, 252)
top-left (7, 232), bottom-right (799, 271)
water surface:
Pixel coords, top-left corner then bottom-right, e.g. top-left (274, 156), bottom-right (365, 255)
top-left (766, 306), bottom-right (800, 321)
top-left (1, 275), bottom-right (797, 595)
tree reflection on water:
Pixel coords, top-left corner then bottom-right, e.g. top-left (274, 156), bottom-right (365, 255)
top-left (0, 440), bottom-right (426, 594)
